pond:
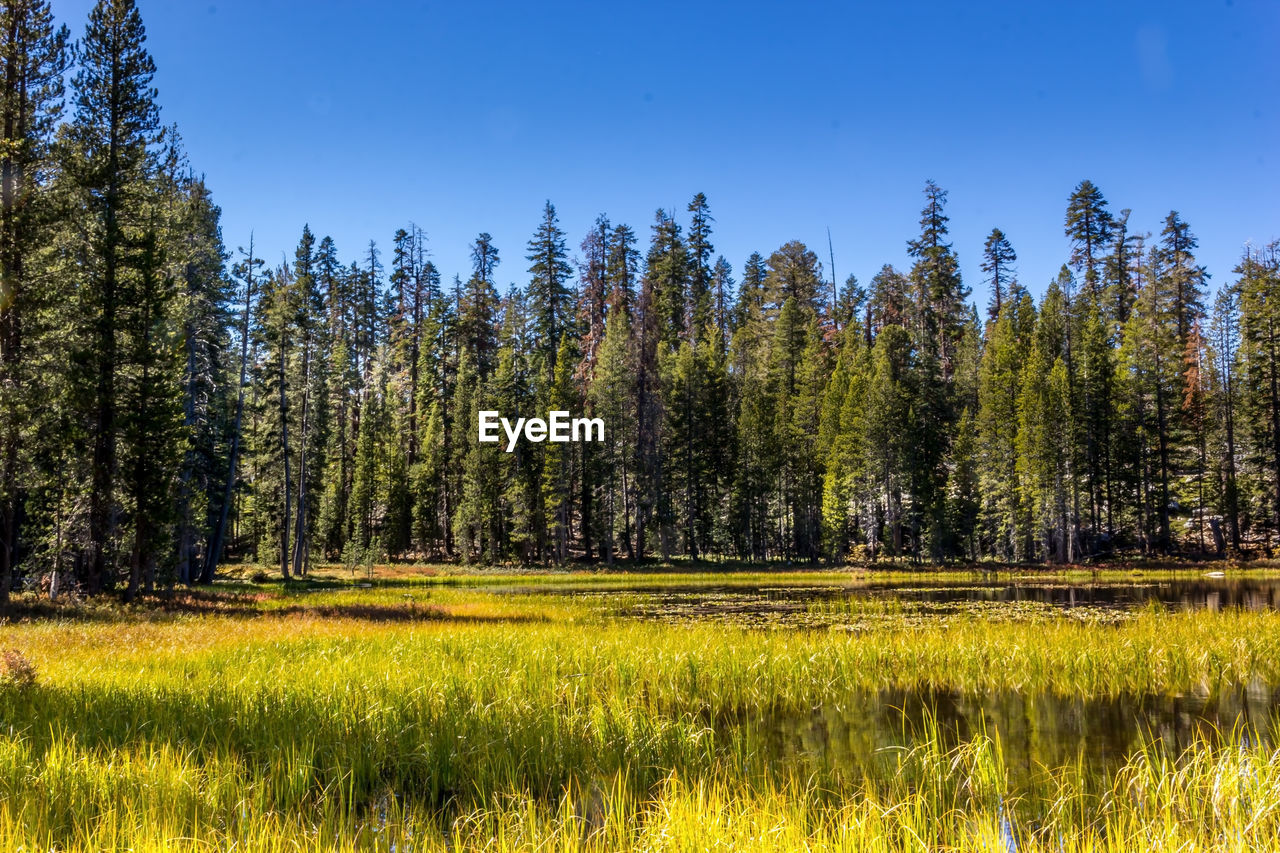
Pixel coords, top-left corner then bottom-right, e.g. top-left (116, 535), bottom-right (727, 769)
top-left (504, 573), bottom-right (1280, 789)
top-left (533, 574), bottom-right (1280, 626)
top-left (750, 681), bottom-right (1280, 793)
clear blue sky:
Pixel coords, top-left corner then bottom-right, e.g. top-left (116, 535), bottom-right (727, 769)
top-left (56, 0), bottom-right (1278, 305)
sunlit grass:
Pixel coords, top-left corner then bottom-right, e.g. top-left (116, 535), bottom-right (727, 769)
top-left (0, 720), bottom-right (1275, 850)
top-left (4, 570), bottom-right (1280, 849)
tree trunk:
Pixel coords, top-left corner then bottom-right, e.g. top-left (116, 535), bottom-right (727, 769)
top-left (1225, 373), bottom-right (1240, 552)
top-left (1268, 320), bottom-right (1280, 551)
top-left (278, 340), bottom-right (292, 580)
top-left (0, 30), bottom-right (23, 604)
top-left (1153, 352), bottom-right (1172, 552)
top-left (291, 334), bottom-right (311, 577)
top-left (204, 248), bottom-right (255, 582)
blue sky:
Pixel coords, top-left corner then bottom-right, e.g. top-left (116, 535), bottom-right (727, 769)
top-left (56, 0), bottom-right (1278, 304)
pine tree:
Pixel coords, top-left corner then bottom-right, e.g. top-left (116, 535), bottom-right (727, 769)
top-left (903, 183), bottom-right (963, 557)
top-left (606, 222), bottom-right (637, 316)
top-left (835, 274), bottom-right (867, 344)
top-left (525, 201), bottom-right (573, 380)
top-left (862, 325), bottom-right (916, 559)
top-left (727, 260), bottom-right (776, 560)
top-left (783, 311), bottom-right (827, 563)
top-left (0, 0), bottom-right (67, 602)
top-left (711, 255), bottom-right (734, 349)
top-left (945, 409), bottom-right (980, 560)
top-left (867, 264), bottom-right (911, 338)
top-left (287, 226), bottom-right (325, 575)
top-left (494, 289), bottom-right (537, 561)
top-left (1017, 342), bottom-right (1075, 562)
top-left (1117, 243), bottom-right (1180, 553)
top-left (732, 251), bottom-right (767, 334)
top-left (460, 233), bottom-right (500, 378)
top-left (589, 290), bottom-right (635, 562)
top-left (663, 328), bottom-right (730, 561)
top-left (68, 0), bottom-right (162, 593)
top-left (1065, 179), bottom-right (1115, 300)
top-left (1104, 209), bottom-right (1141, 329)
top-left (350, 359), bottom-right (386, 553)
top-left (765, 241), bottom-right (824, 320)
top-left (977, 290), bottom-right (1035, 559)
top-left (631, 220), bottom-right (677, 559)
top-left (407, 253), bottom-right (452, 558)
top-left (406, 230), bottom-right (432, 469)
top-left (315, 238), bottom-right (359, 558)
top-left (686, 193), bottom-right (714, 339)
top-left (203, 237), bottom-right (260, 581)
top-left (164, 154), bottom-right (231, 585)
top-left (542, 334), bottom-right (576, 563)
top-left (818, 328), bottom-right (865, 559)
top-left (1157, 211), bottom-right (1208, 348)
top-left (1075, 296), bottom-right (1116, 543)
top-left (906, 181), bottom-right (967, 382)
top-left (1208, 287), bottom-right (1242, 552)
top-left (254, 265), bottom-right (296, 577)
top-left (576, 215), bottom-right (610, 380)
top-left (646, 209), bottom-right (688, 352)
top-left (1183, 319), bottom-right (1210, 552)
top-left (120, 217), bottom-right (182, 599)
top-left (452, 347), bottom-right (502, 562)
top-left (1237, 242), bottom-right (1280, 552)
top-left (575, 216), bottom-right (612, 559)
top-left (980, 227), bottom-right (1016, 322)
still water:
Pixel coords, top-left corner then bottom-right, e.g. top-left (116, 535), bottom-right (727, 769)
top-left (752, 681), bottom-right (1279, 792)
top-left (542, 575), bottom-right (1280, 624)
top-left (526, 574), bottom-right (1280, 783)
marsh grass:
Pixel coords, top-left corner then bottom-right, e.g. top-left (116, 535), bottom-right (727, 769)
top-left (4, 572), bottom-right (1280, 849)
top-left (0, 719), bottom-right (1276, 850)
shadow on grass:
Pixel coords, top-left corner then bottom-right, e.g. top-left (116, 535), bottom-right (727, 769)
top-left (0, 588), bottom-right (548, 626)
top-left (271, 602), bottom-right (549, 625)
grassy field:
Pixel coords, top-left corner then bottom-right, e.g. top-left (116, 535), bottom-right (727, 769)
top-left (2, 565), bottom-right (1280, 850)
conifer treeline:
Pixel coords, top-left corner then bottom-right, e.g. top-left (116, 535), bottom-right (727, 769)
top-left (3, 1), bottom-right (1279, 598)
top-left (0, 0), bottom-right (230, 600)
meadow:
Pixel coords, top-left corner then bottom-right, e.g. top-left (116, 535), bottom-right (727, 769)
top-left (2, 566), bottom-right (1280, 851)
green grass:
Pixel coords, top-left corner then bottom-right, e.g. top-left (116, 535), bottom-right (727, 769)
top-left (4, 569), bottom-right (1280, 849)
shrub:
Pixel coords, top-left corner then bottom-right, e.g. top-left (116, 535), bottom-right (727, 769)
top-left (0, 649), bottom-right (35, 691)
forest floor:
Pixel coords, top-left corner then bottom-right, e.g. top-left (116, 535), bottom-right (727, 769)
top-left (2, 565), bottom-right (1280, 850)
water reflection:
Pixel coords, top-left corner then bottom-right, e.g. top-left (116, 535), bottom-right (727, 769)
top-left (873, 578), bottom-right (1280, 611)
top-left (553, 577), bottom-right (1280, 623)
top-left (753, 681), bottom-right (1280, 788)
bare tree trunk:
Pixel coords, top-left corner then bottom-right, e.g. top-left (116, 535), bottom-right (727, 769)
top-left (1268, 320), bottom-right (1280, 552)
top-left (126, 517), bottom-right (144, 602)
top-left (203, 241), bottom-right (255, 582)
top-left (0, 9), bottom-right (22, 606)
top-left (291, 335), bottom-right (312, 577)
top-left (1153, 349), bottom-right (1172, 551)
top-left (176, 320), bottom-right (197, 584)
top-left (278, 338), bottom-right (292, 581)
top-left (1225, 373), bottom-right (1240, 552)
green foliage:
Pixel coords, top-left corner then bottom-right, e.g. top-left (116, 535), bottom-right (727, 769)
top-left (0, 3), bottom-right (1273, 589)
top-left (1065, 178), bottom-right (1114, 297)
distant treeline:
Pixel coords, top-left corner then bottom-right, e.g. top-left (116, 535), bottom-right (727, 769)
top-left (2, 1), bottom-right (1279, 601)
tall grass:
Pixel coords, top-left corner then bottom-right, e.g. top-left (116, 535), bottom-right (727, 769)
top-left (0, 722), bottom-right (1276, 850)
top-left (3, 580), bottom-right (1280, 849)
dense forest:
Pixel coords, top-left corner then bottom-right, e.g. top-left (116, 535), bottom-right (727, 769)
top-left (1, 0), bottom-right (1279, 600)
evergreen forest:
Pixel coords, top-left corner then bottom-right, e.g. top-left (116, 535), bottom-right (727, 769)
top-left (3, 0), bottom-right (1280, 600)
